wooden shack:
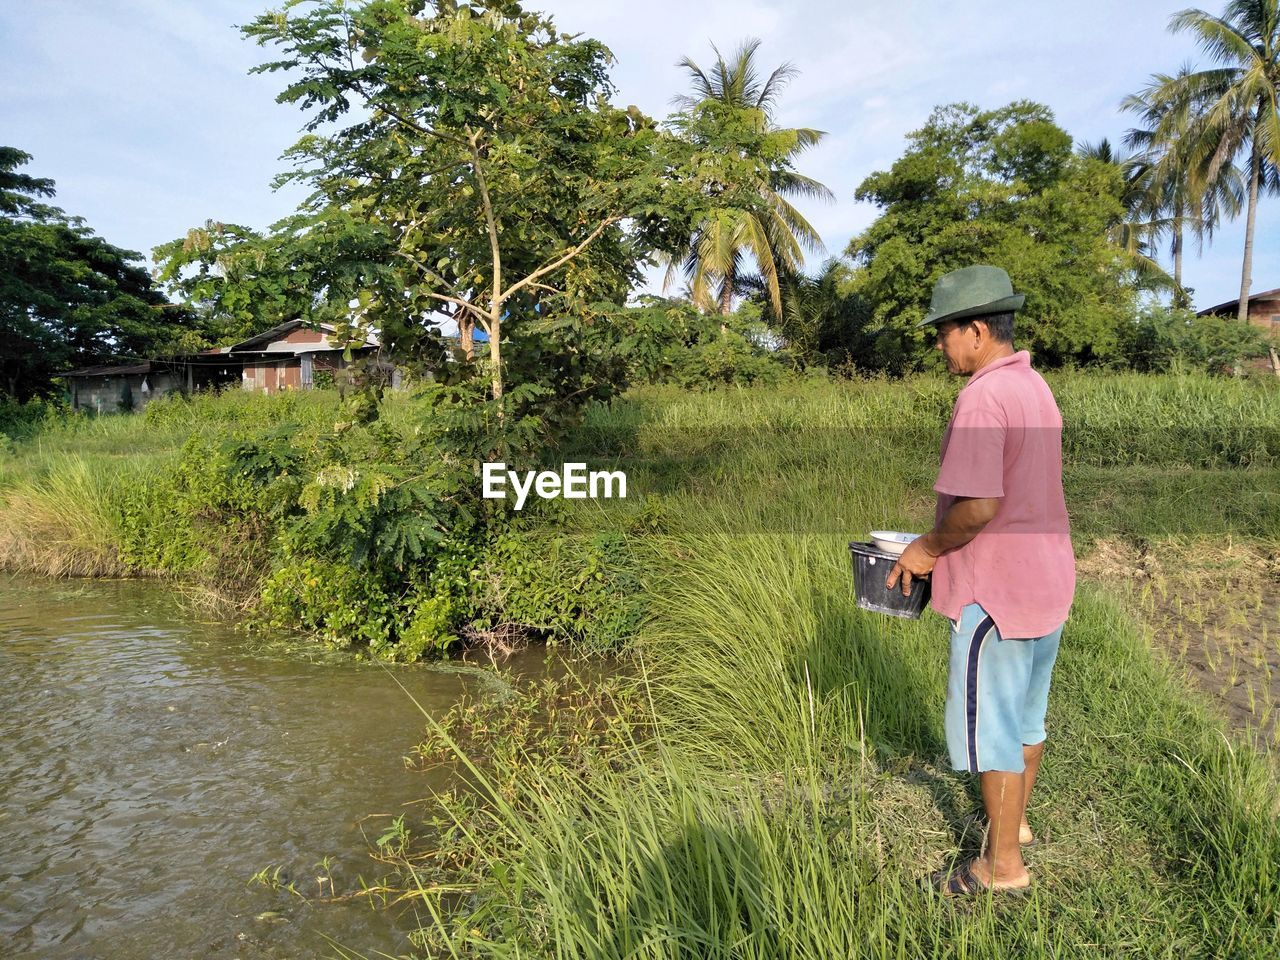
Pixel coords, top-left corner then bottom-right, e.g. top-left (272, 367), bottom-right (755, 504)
top-left (62, 358), bottom-right (239, 414)
top-left (1197, 287), bottom-right (1280, 329)
top-left (217, 320), bottom-right (383, 394)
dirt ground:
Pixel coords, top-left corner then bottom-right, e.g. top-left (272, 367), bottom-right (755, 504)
top-left (1079, 538), bottom-right (1280, 749)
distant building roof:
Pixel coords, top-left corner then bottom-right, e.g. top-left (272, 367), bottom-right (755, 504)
top-left (226, 320), bottom-right (379, 353)
top-left (62, 362), bottom-right (153, 378)
top-left (1197, 287), bottom-right (1280, 316)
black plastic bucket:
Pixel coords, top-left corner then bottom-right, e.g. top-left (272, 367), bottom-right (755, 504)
top-left (848, 541), bottom-right (931, 619)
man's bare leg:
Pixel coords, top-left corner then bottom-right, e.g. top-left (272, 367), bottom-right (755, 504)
top-left (1020, 740), bottom-right (1045, 844)
top-left (969, 770), bottom-right (1030, 888)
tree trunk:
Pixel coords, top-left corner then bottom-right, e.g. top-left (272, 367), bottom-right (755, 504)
top-left (489, 316), bottom-right (503, 401)
top-left (1173, 206), bottom-right (1184, 307)
top-left (459, 313), bottom-right (475, 362)
top-left (1237, 136), bottom-right (1261, 325)
top-left (719, 274), bottom-right (733, 316)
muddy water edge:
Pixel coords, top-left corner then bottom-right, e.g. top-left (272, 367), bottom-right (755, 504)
top-left (0, 573), bottom-right (576, 959)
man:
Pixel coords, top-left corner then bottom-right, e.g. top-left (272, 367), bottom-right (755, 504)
top-left (886, 265), bottom-right (1076, 896)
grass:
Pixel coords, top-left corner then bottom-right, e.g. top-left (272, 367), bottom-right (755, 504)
top-left (0, 454), bottom-right (136, 576)
top-left (4, 371), bottom-right (1279, 956)
top-left (398, 372), bottom-right (1280, 959)
top-left (0, 388), bottom-right (348, 578)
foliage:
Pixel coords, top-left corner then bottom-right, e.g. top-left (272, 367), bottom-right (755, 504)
top-left (663, 39), bottom-right (832, 316)
top-left (846, 102), bottom-right (1140, 372)
top-left (1115, 303), bottom-right (1272, 374)
top-left (0, 394), bottom-right (70, 441)
top-left (1138, 1), bottom-right (1280, 324)
top-left (472, 527), bottom-right (644, 654)
top-left (152, 220), bottom-right (345, 346)
top-left (604, 298), bottom-right (792, 388)
top-left (0, 147), bottom-right (196, 400)
top-left (742, 259), bottom-right (876, 370)
top-left (234, 0), bottom-right (707, 404)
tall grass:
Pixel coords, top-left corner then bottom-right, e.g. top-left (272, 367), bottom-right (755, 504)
top-left (404, 372), bottom-right (1280, 959)
top-left (0, 455), bottom-right (136, 576)
top-left (412, 537), bottom-right (1280, 958)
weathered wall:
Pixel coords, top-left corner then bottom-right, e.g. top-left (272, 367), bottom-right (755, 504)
top-left (70, 372), bottom-right (184, 413)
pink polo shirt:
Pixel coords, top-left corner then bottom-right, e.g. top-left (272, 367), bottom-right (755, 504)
top-left (930, 350), bottom-right (1075, 638)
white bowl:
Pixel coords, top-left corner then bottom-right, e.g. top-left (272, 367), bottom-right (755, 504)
top-left (870, 530), bottom-right (920, 556)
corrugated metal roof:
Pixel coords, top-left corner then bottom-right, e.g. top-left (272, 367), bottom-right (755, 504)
top-left (1197, 287), bottom-right (1280, 316)
top-left (62, 362), bottom-right (152, 377)
top-left (227, 320), bottom-right (379, 353)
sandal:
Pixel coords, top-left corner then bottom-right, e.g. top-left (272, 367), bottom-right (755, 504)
top-left (930, 859), bottom-right (1032, 898)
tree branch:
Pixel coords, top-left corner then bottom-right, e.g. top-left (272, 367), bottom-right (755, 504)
top-left (395, 253), bottom-right (480, 316)
top-left (502, 216), bottom-right (620, 304)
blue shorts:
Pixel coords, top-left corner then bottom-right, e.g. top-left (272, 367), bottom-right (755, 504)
top-left (944, 602), bottom-right (1063, 774)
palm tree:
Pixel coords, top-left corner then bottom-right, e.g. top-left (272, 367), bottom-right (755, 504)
top-left (1120, 68), bottom-right (1243, 307)
top-left (1077, 138), bottom-right (1174, 294)
top-left (1145, 2), bottom-right (1280, 323)
top-left (665, 39), bottom-right (834, 318)
top-left (740, 258), bottom-right (872, 367)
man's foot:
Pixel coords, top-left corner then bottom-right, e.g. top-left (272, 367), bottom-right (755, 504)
top-left (1019, 821), bottom-right (1035, 846)
top-left (933, 856), bottom-right (1031, 897)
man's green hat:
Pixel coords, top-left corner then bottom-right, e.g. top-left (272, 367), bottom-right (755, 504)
top-left (914, 265), bottom-right (1025, 329)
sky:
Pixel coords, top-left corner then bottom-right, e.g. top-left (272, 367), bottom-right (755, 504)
top-left (2, 0), bottom-right (1276, 313)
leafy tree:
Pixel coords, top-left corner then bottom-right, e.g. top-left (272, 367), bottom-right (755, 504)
top-left (663, 39), bottom-right (833, 317)
top-left (1141, 1), bottom-right (1280, 324)
top-left (153, 221), bottom-right (324, 345)
top-left (237, 0), bottom-right (706, 404)
top-left (846, 102), bottom-right (1138, 372)
top-left (604, 296), bottom-right (789, 388)
top-left (741, 258), bottom-right (874, 370)
top-left (0, 147), bottom-right (188, 400)
top-left (1076, 138), bottom-right (1177, 297)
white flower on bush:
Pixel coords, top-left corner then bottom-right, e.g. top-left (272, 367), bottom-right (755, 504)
top-left (315, 466), bottom-right (358, 493)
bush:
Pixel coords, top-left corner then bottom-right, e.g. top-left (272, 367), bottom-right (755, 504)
top-left (0, 395), bottom-right (70, 440)
top-left (1117, 305), bottom-right (1271, 374)
top-left (470, 526), bottom-right (644, 654)
top-left (608, 299), bottom-right (794, 389)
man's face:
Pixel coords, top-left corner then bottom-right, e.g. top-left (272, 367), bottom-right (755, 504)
top-left (934, 319), bottom-right (975, 376)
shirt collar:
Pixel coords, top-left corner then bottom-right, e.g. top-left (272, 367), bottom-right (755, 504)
top-left (967, 350), bottom-right (1030, 386)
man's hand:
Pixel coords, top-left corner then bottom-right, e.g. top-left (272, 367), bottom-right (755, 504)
top-left (887, 537), bottom-right (938, 596)
top-left (885, 496), bottom-right (1000, 597)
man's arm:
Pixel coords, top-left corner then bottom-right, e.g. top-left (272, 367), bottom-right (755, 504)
top-left (920, 495), bottom-right (1000, 556)
top-left (886, 496), bottom-right (1000, 594)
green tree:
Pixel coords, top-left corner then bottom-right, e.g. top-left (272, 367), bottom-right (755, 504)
top-left (0, 147), bottom-right (187, 400)
top-left (664, 39), bottom-right (833, 318)
top-left (1119, 67), bottom-right (1243, 307)
top-left (153, 221), bottom-right (323, 345)
top-left (846, 102), bottom-right (1138, 371)
top-left (741, 259), bottom-right (873, 370)
top-left (1075, 138), bottom-right (1176, 297)
top-left (238, 0), bottom-right (701, 404)
top-left (1142, 2), bottom-right (1280, 324)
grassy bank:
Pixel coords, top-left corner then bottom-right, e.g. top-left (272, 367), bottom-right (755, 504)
top-left (3, 373), bottom-right (1278, 956)
top-left (398, 372), bottom-right (1280, 958)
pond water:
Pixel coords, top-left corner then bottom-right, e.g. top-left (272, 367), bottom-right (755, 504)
top-left (0, 574), bottom-right (558, 959)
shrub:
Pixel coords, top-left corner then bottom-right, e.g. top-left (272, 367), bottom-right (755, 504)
top-left (1117, 305), bottom-right (1271, 374)
top-left (470, 526), bottom-right (645, 654)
